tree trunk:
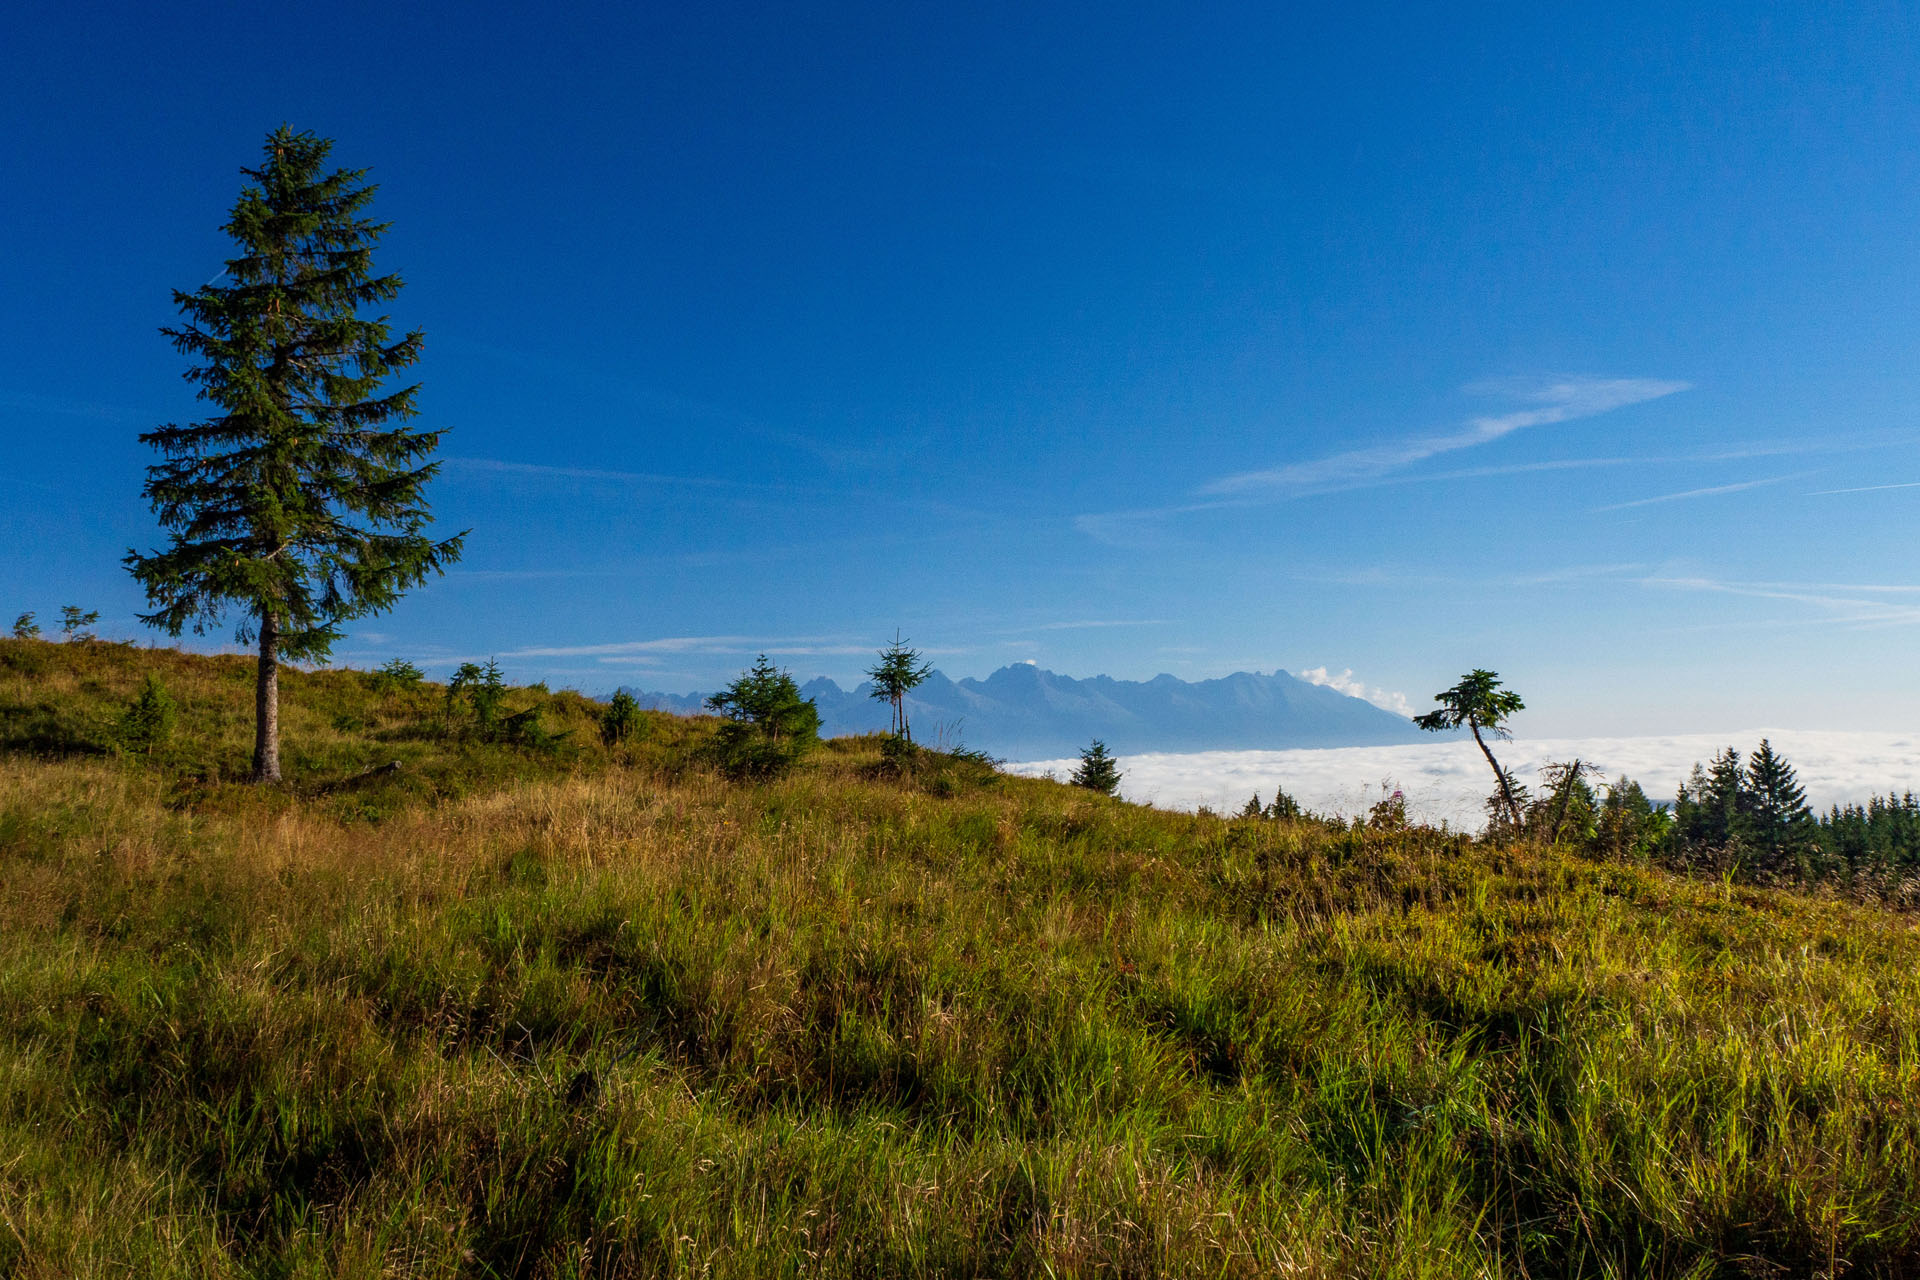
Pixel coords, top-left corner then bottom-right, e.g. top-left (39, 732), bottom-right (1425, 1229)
top-left (253, 612), bottom-right (282, 783)
top-left (1470, 720), bottom-right (1520, 828)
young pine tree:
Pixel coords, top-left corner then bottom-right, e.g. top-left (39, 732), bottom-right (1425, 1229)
top-left (1265, 787), bottom-right (1303, 821)
top-left (600, 690), bottom-right (646, 746)
top-left (116, 675), bottom-right (178, 755)
top-left (1673, 747), bottom-right (1745, 866)
top-left (1070, 739), bottom-right (1123, 796)
top-left (866, 633), bottom-right (934, 743)
top-left (1595, 777), bottom-right (1663, 860)
top-left (706, 655), bottom-right (821, 780)
top-left (60, 607), bottom-right (100, 642)
top-left (126, 127), bottom-right (463, 782)
top-left (447, 660), bottom-right (509, 737)
top-left (1414, 670), bottom-right (1526, 828)
top-left (1743, 738), bottom-right (1815, 866)
top-left (1535, 758), bottom-right (1603, 846)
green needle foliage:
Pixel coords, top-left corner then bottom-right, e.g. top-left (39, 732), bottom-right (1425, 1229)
top-left (114, 675), bottom-right (177, 755)
top-left (1415, 669), bottom-right (1526, 827)
top-left (1744, 738), bottom-right (1817, 863)
top-left (1070, 738), bottom-right (1123, 795)
top-left (447, 660), bottom-right (509, 736)
top-left (59, 606), bottom-right (99, 642)
top-left (125, 126), bottom-right (463, 783)
top-left (866, 633), bottom-right (934, 742)
top-left (367, 657), bottom-right (424, 694)
top-left (706, 655), bottom-right (821, 779)
top-left (11, 612), bottom-right (38, 640)
top-left (600, 690), bottom-right (647, 746)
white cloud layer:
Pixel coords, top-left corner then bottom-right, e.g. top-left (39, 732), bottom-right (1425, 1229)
top-left (1296, 666), bottom-right (1413, 716)
top-left (1007, 730), bottom-right (1920, 830)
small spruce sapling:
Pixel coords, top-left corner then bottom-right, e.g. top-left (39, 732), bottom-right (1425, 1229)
top-left (1070, 739), bottom-right (1123, 796)
top-left (706, 655), bottom-right (820, 780)
top-left (60, 606), bottom-right (100, 642)
top-left (447, 660), bottom-right (508, 736)
top-left (1265, 788), bottom-right (1302, 821)
top-left (866, 633), bottom-right (934, 743)
top-left (1536, 759), bottom-right (1603, 845)
top-left (1596, 777), bottom-right (1664, 861)
top-left (116, 675), bottom-right (177, 754)
top-left (11, 612), bottom-right (39, 639)
top-left (600, 691), bottom-right (646, 746)
top-left (369, 658), bottom-right (424, 694)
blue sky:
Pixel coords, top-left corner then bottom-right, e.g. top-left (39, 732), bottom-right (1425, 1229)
top-left (4, 1), bottom-right (1919, 736)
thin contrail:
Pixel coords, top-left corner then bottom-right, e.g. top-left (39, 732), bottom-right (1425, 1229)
top-left (1808, 480), bottom-right (1920, 495)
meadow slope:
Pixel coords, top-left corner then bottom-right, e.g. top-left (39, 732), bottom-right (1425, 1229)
top-left (1, 639), bottom-right (1917, 1278)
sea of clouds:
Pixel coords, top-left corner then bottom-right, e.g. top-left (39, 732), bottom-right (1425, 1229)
top-left (1005, 730), bottom-right (1920, 830)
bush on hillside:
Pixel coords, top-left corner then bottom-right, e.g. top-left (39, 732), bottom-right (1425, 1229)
top-left (114, 674), bottom-right (176, 754)
top-left (368, 658), bottom-right (425, 695)
top-left (867, 732), bottom-right (1001, 796)
top-left (443, 659), bottom-right (563, 750)
top-left (705, 655), bottom-right (819, 780)
top-left (446, 660), bottom-right (507, 734)
top-left (1070, 739), bottom-right (1122, 795)
top-left (599, 691), bottom-right (647, 746)
top-left (59, 606), bottom-right (99, 642)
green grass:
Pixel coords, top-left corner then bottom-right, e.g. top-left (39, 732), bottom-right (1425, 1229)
top-left (1, 639), bottom-right (1917, 1276)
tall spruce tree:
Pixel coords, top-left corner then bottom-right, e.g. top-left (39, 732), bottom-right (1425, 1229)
top-left (1743, 738), bottom-right (1814, 864)
top-left (127, 127), bottom-right (463, 782)
top-left (1673, 747), bottom-right (1745, 864)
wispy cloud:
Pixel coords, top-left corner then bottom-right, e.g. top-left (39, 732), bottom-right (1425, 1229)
top-left (1593, 475), bottom-right (1797, 512)
top-left (1296, 666), bottom-right (1414, 716)
top-left (1641, 575), bottom-right (1920, 628)
top-left (1203, 376), bottom-right (1689, 499)
top-left (1808, 480), bottom-right (1920, 496)
top-left (436, 337), bottom-right (895, 472)
top-left (1073, 377), bottom-right (1686, 545)
top-left (1507, 562), bottom-right (1647, 585)
top-left (1279, 562), bottom-right (1646, 590)
top-left (1687, 429), bottom-right (1920, 462)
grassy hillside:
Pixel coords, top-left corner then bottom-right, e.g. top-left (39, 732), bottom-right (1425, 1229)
top-left (1, 639), bottom-right (1917, 1277)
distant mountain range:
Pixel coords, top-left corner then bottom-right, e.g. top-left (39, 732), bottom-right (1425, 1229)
top-left (619, 665), bottom-right (1428, 759)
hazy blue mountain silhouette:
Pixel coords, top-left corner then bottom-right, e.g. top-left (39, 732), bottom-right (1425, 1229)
top-left (620, 665), bottom-right (1426, 759)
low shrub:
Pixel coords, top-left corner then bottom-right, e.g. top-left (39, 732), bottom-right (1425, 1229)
top-left (600, 691), bottom-right (646, 746)
top-left (114, 674), bottom-right (176, 754)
